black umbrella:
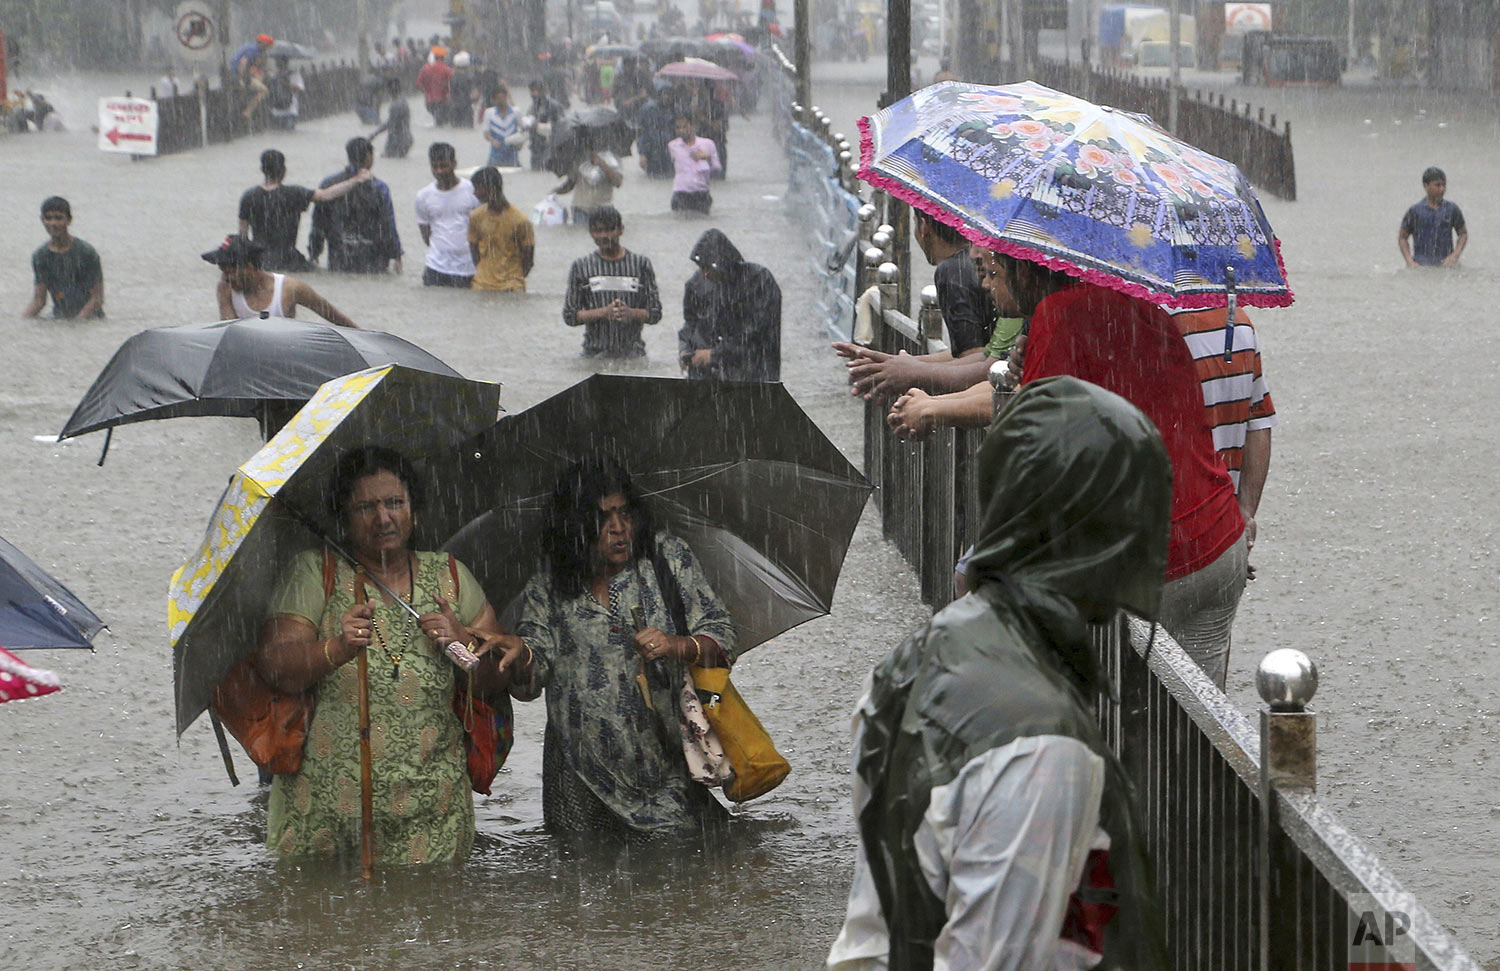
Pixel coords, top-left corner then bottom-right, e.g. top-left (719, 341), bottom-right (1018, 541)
top-left (59, 318), bottom-right (464, 456)
top-left (0, 534), bottom-right (105, 651)
top-left (546, 105), bottom-right (634, 176)
top-left (433, 375), bottom-right (872, 653)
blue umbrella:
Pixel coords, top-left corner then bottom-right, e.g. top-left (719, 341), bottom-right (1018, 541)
top-left (858, 80), bottom-right (1292, 310)
top-left (0, 535), bottom-right (105, 651)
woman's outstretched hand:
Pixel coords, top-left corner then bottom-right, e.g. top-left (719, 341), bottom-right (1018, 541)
top-left (420, 596), bottom-right (467, 647)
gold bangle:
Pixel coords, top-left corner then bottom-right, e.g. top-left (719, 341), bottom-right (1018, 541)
top-left (689, 635), bottom-right (703, 665)
top-left (523, 642), bottom-right (534, 668)
top-left (323, 638), bottom-right (336, 667)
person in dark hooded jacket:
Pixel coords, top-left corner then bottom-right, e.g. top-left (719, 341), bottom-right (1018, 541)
top-left (678, 229), bottom-right (781, 382)
top-left (828, 376), bottom-right (1172, 971)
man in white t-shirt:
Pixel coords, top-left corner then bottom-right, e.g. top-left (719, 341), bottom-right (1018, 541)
top-left (414, 141), bottom-right (480, 287)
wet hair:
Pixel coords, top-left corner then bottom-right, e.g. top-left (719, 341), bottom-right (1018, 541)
top-left (1422, 166), bottom-right (1446, 185)
top-left (329, 446), bottom-right (424, 540)
top-left (490, 84), bottom-right (510, 101)
top-left (260, 148), bottom-right (287, 181)
top-left (915, 208), bottom-right (965, 246)
top-left (674, 114), bottom-right (695, 128)
top-left (470, 165), bottom-right (504, 196)
top-left (544, 456), bottom-right (654, 598)
top-left (529, 79), bottom-right (545, 90)
top-left (40, 196), bottom-right (71, 218)
top-left (345, 136), bottom-right (374, 167)
top-left (587, 205), bottom-right (623, 231)
top-left (429, 141), bottom-right (455, 162)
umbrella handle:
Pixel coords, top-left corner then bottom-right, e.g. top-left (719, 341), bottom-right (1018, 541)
top-left (354, 576), bottom-right (376, 880)
top-left (1223, 265), bottom-right (1238, 363)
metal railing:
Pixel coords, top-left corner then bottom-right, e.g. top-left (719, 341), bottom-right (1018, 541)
top-left (1097, 618), bottom-right (1481, 970)
top-left (148, 60), bottom-right (418, 155)
top-left (1030, 57), bottom-right (1297, 201)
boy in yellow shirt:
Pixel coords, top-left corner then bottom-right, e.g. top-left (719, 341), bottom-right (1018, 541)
top-left (467, 166), bottom-right (534, 292)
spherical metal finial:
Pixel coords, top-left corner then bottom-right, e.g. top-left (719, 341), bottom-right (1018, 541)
top-left (1257, 649), bottom-right (1319, 712)
top-left (791, 102), bottom-right (802, 115)
top-left (838, 149), bottom-right (852, 167)
top-left (857, 203), bottom-right (878, 223)
top-left (920, 284), bottom-right (939, 308)
top-left (988, 359), bottom-right (1010, 390)
top-left (845, 158), bottom-right (860, 179)
top-left (877, 262), bottom-right (900, 285)
top-left (863, 246), bottom-right (885, 268)
top-left (876, 223), bottom-right (894, 238)
top-left (871, 229), bottom-right (892, 251)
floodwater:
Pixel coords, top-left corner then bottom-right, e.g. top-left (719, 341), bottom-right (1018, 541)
top-left (2, 54), bottom-right (1498, 970)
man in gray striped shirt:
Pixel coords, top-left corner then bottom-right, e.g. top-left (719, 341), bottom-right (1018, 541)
top-left (562, 206), bottom-right (663, 358)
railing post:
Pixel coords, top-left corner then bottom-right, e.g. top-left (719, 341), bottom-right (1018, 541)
top-left (917, 285), bottom-right (943, 349)
top-left (1257, 649), bottom-right (1319, 971)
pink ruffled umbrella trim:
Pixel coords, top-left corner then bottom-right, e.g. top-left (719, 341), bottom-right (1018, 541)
top-left (855, 114), bottom-right (1295, 310)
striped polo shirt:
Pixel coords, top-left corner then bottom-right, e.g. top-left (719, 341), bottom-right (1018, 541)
top-left (1171, 308), bottom-right (1277, 492)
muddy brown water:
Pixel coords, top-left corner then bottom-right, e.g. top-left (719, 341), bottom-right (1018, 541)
top-left (3, 56), bottom-right (1498, 968)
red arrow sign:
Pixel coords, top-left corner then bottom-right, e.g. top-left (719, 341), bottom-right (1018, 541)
top-left (105, 127), bottom-right (153, 146)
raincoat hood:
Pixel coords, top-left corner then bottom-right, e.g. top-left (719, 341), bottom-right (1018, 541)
top-left (689, 229), bottom-right (744, 275)
top-left (967, 375), bottom-right (1171, 626)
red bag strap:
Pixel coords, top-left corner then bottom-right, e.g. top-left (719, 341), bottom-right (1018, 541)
top-left (447, 553), bottom-right (460, 597)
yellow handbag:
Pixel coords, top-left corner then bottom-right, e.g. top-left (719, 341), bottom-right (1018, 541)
top-left (688, 664), bottom-right (790, 803)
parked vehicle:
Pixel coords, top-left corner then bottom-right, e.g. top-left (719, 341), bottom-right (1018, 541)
top-left (1240, 31), bottom-right (1341, 85)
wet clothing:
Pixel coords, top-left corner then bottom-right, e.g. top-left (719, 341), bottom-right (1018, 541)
top-left (264, 550), bottom-right (486, 863)
top-left (238, 184), bottom-right (316, 272)
top-left (414, 177), bottom-right (479, 278)
top-left (1400, 198), bottom-right (1465, 266)
top-left (230, 272), bottom-right (289, 318)
top-left (636, 98), bottom-right (676, 178)
top-left (482, 104), bottom-right (522, 166)
top-left (376, 98), bottom-right (413, 158)
top-left (308, 167), bottom-right (403, 273)
top-left (679, 229), bottom-right (782, 382)
top-left (512, 533), bottom-right (736, 835)
top-left (983, 316), bottom-right (1024, 359)
top-left (671, 191), bottom-right (713, 214)
top-left (416, 60), bottom-right (453, 120)
top-left (932, 249), bottom-right (994, 355)
top-left (1021, 283), bottom-right (1243, 583)
top-left (829, 377), bottom-right (1172, 971)
top-left (1171, 308), bottom-right (1277, 493)
top-left (668, 136), bottom-right (721, 194)
top-left (31, 238), bottom-right (102, 318)
top-left (528, 93), bottom-right (566, 170)
top-left (466, 203), bottom-right (533, 292)
top-left (446, 70), bottom-right (478, 128)
top-left (563, 248), bottom-right (663, 357)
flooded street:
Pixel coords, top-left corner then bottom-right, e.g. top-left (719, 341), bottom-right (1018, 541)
top-left (3, 52), bottom-right (1499, 967)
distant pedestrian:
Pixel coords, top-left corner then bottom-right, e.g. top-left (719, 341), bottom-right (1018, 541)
top-left (481, 85), bottom-right (524, 167)
top-left (447, 51), bottom-right (478, 128)
top-left (23, 196), bottom-right (104, 319)
top-left (266, 56), bottom-right (305, 130)
top-left (827, 376), bottom-right (1172, 971)
top-left (203, 234), bottom-right (357, 327)
top-left (414, 142), bottom-right (479, 287)
top-left (667, 115), bottom-right (721, 215)
top-left (678, 229), bottom-right (780, 381)
top-left (231, 33), bottom-right (274, 121)
top-left (635, 87), bottom-right (676, 178)
top-left (240, 149), bottom-right (372, 272)
top-left (553, 133), bottom-right (623, 224)
top-left (157, 66), bottom-right (181, 98)
top-left (562, 206), bottom-right (662, 358)
top-left (527, 80), bottom-right (566, 171)
top-left (467, 166), bottom-right (535, 292)
top-left (309, 137), bottom-right (403, 274)
top-left (1399, 166), bottom-right (1467, 268)
top-left (416, 47), bottom-right (453, 125)
top-left (370, 77), bottom-right (414, 158)
top-left (354, 68), bottom-right (384, 126)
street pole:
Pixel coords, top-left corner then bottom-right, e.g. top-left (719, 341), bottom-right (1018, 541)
top-left (356, 0), bottom-right (369, 69)
top-left (216, 0), bottom-right (230, 77)
top-left (1168, 0), bottom-right (1180, 131)
top-left (794, 0), bottom-right (811, 123)
top-left (884, 0), bottom-right (913, 314)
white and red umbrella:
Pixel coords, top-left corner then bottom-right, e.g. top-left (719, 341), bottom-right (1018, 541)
top-left (0, 646), bottom-right (61, 704)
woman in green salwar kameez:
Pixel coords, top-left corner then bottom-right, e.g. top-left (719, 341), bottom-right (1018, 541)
top-left (253, 447), bottom-right (524, 864)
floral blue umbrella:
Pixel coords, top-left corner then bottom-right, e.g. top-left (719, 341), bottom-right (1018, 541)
top-left (858, 80), bottom-right (1292, 309)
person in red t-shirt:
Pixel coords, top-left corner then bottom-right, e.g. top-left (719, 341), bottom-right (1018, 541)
top-left (1009, 258), bottom-right (1247, 689)
top-left (416, 48), bottom-right (453, 126)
